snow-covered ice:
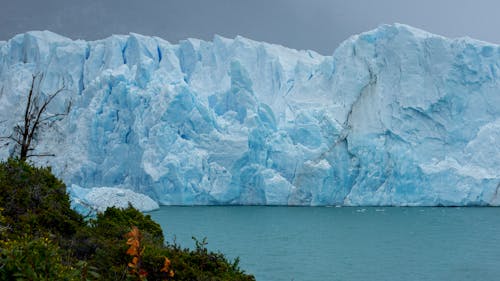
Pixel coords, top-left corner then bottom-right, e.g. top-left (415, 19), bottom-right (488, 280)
top-left (69, 184), bottom-right (159, 213)
top-left (1, 24), bottom-right (500, 207)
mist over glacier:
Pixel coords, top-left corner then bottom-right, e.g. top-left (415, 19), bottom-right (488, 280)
top-left (1, 24), bottom-right (499, 206)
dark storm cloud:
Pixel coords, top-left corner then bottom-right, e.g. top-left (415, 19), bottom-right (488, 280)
top-left (1, 0), bottom-right (500, 55)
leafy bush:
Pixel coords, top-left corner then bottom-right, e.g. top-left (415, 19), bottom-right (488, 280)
top-left (161, 238), bottom-right (255, 281)
top-left (0, 236), bottom-right (80, 281)
top-left (0, 159), bottom-right (255, 280)
top-left (92, 205), bottom-right (164, 245)
top-left (0, 158), bottom-right (84, 238)
top-left (82, 206), bottom-right (167, 280)
top-left (86, 206), bottom-right (254, 280)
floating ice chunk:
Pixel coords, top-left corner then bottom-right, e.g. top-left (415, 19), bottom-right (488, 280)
top-left (69, 185), bottom-right (159, 213)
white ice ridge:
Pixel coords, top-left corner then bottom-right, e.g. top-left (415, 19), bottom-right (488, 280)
top-left (1, 23), bottom-right (500, 206)
top-left (69, 185), bottom-right (159, 213)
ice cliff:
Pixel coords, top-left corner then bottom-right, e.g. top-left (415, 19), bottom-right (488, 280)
top-left (1, 23), bottom-right (500, 206)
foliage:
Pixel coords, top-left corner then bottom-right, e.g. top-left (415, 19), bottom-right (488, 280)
top-left (92, 206), bottom-right (164, 245)
top-left (0, 208), bottom-right (7, 239)
top-left (0, 158), bottom-right (84, 238)
top-left (84, 206), bottom-right (255, 281)
top-left (0, 236), bottom-right (80, 281)
top-left (161, 238), bottom-right (255, 281)
top-left (125, 226), bottom-right (174, 281)
top-left (82, 206), bottom-right (167, 280)
top-left (0, 158), bottom-right (255, 280)
top-left (126, 226), bottom-right (149, 280)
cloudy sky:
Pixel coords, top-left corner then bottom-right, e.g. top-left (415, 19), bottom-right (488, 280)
top-left (1, 0), bottom-right (499, 55)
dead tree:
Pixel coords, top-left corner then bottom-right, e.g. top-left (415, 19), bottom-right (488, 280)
top-left (0, 74), bottom-right (70, 162)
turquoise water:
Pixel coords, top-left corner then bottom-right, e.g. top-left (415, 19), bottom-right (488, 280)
top-left (149, 207), bottom-right (500, 281)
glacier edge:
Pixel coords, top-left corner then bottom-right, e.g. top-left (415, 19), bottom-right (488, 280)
top-left (1, 24), bottom-right (500, 207)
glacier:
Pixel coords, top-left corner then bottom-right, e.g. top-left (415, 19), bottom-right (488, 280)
top-left (1, 23), bottom-right (500, 207)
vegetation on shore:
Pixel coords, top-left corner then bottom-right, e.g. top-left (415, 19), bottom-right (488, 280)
top-left (0, 158), bottom-right (255, 280)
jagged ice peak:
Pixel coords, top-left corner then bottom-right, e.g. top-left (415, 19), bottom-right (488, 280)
top-left (1, 24), bottom-right (500, 209)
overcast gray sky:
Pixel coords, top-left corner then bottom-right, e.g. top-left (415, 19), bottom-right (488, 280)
top-left (1, 0), bottom-right (499, 55)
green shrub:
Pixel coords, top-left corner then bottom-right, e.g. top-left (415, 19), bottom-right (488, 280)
top-left (0, 208), bottom-right (7, 239)
top-left (161, 238), bottom-right (255, 281)
top-left (0, 158), bottom-right (84, 238)
top-left (84, 204), bottom-right (255, 280)
top-left (0, 159), bottom-right (255, 280)
top-left (84, 206), bottom-right (165, 280)
top-left (92, 205), bottom-right (164, 245)
top-left (0, 236), bottom-right (80, 281)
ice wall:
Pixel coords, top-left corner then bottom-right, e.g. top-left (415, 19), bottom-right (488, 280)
top-left (1, 24), bottom-right (499, 206)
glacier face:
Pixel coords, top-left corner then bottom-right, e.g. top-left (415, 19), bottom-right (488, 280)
top-left (1, 23), bottom-right (500, 206)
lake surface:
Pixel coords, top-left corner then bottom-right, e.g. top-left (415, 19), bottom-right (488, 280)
top-left (149, 207), bottom-right (500, 281)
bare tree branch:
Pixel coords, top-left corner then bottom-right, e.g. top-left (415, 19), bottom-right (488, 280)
top-left (26, 86), bottom-right (66, 154)
top-left (0, 73), bottom-right (71, 161)
top-left (40, 112), bottom-right (68, 123)
top-left (27, 153), bottom-right (56, 158)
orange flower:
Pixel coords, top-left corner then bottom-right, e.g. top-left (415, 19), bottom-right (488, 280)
top-left (126, 226), bottom-right (141, 257)
top-left (126, 245), bottom-right (139, 256)
top-left (128, 256), bottom-right (139, 268)
top-left (160, 257), bottom-right (174, 278)
top-left (160, 257), bottom-right (171, 272)
top-left (127, 237), bottom-right (140, 247)
top-left (125, 226), bottom-right (149, 279)
top-left (126, 226), bottom-right (140, 239)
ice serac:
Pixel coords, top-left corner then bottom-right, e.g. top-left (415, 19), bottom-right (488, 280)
top-left (1, 24), bottom-right (500, 207)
